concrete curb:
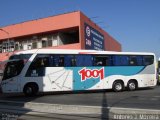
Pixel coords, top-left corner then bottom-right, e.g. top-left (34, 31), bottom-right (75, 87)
top-left (0, 100), bottom-right (160, 119)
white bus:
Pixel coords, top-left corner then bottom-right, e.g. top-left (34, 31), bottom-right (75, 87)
top-left (0, 49), bottom-right (157, 96)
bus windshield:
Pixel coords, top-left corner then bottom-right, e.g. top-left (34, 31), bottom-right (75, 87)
top-left (2, 60), bottom-right (24, 81)
top-left (9, 54), bottom-right (32, 61)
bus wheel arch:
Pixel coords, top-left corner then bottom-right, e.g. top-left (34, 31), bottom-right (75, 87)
top-left (112, 80), bottom-right (124, 92)
top-left (127, 79), bottom-right (138, 91)
top-left (23, 82), bottom-right (39, 96)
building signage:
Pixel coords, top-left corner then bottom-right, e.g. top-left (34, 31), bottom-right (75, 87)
top-left (84, 23), bottom-right (104, 50)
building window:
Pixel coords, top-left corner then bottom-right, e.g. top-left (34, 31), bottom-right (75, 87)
top-left (42, 40), bottom-right (47, 47)
top-left (48, 40), bottom-right (52, 47)
top-left (37, 41), bottom-right (42, 48)
top-left (19, 44), bottom-right (23, 50)
top-left (15, 43), bottom-right (19, 51)
top-left (2, 42), bottom-right (11, 52)
top-left (52, 39), bottom-right (58, 46)
top-left (32, 42), bottom-right (37, 49)
top-left (9, 41), bottom-right (15, 52)
top-left (28, 44), bottom-right (32, 50)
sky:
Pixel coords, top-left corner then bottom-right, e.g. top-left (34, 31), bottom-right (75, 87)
top-left (0, 0), bottom-right (160, 59)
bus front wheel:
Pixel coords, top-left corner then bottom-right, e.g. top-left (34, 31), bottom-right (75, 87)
top-left (23, 83), bottom-right (39, 96)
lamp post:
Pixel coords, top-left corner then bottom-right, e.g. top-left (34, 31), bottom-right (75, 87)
top-left (0, 28), bottom-right (10, 52)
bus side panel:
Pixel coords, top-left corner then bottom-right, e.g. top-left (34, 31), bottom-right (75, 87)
top-left (21, 64), bottom-right (156, 93)
top-left (70, 66), bottom-right (145, 90)
top-left (44, 67), bottom-right (73, 91)
top-left (71, 65), bottom-right (156, 90)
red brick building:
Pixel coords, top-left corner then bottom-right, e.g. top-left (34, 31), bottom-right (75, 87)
top-left (0, 11), bottom-right (121, 61)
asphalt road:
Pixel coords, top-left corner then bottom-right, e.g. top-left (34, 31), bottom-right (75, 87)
top-left (0, 86), bottom-right (160, 110)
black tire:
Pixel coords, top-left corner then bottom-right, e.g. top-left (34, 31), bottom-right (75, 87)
top-left (127, 80), bottom-right (137, 91)
top-left (23, 83), bottom-right (38, 96)
top-left (113, 81), bottom-right (124, 92)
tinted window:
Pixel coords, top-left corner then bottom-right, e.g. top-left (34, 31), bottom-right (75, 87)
top-left (33, 55), bottom-right (50, 68)
top-left (113, 56), bottom-right (129, 66)
top-left (26, 54), bottom-right (50, 77)
top-left (51, 54), bottom-right (93, 67)
top-left (129, 56), bottom-right (143, 66)
top-left (9, 54), bottom-right (32, 60)
top-left (143, 55), bottom-right (154, 65)
top-left (64, 55), bottom-right (76, 67)
top-left (112, 55), bottom-right (154, 66)
top-left (25, 54), bottom-right (154, 71)
top-left (76, 55), bottom-right (93, 66)
top-left (94, 55), bottom-right (111, 66)
top-left (50, 55), bottom-right (64, 67)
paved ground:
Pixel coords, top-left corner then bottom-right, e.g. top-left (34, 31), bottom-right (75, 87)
top-left (0, 86), bottom-right (160, 120)
top-left (0, 86), bottom-right (160, 110)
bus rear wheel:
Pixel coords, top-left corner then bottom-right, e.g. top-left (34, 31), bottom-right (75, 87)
top-left (23, 83), bottom-right (38, 96)
top-left (127, 80), bottom-right (137, 91)
top-left (113, 81), bottom-right (124, 92)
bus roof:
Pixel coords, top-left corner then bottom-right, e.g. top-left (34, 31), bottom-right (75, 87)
top-left (14, 49), bottom-right (155, 56)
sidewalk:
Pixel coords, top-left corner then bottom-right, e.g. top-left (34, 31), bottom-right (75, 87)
top-left (0, 100), bottom-right (160, 120)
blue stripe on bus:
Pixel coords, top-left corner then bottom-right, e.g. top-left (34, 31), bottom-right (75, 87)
top-left (66, 66), bottom-right (145, 90)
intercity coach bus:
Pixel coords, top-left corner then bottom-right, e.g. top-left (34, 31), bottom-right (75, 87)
top-left (0, 49), bottom-right (157, 96)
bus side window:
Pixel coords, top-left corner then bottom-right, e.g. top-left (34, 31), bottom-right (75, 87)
top-left (59, 56), bottom-right (64, 67)
top-left (94, 56), bottom-right (111, 66)
top-left (113, 56), bottom-right (129, 66)
top-left (129, 56), bottom-right (138, 66)
top-left (64, 55), bottom-right (76, 67)
top-left (32, 57), bottom-right (49, 68)
top-left (51, 55), bottom-right (64, 67)
top-left (76, 55), bottom-right (93, 67)
top-left (94, 56), bottom-right (104, 66)
top-left (106, 56), bottom-right (112, 66)
top-left (143, 55), bottom-right (154, 65)
top-left (41, 57), bottom-right (50, 67)
top-left (136, 56), bottom-right (143, 66)
top-left (26, 55), bottom-right (50, 77)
